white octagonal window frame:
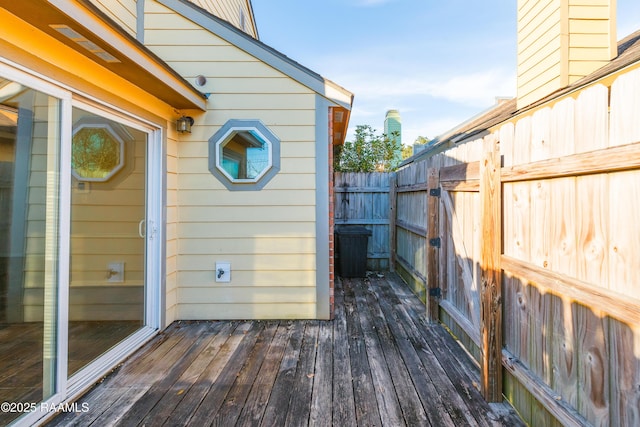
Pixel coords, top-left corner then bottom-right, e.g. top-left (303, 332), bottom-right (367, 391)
top-left (209, 119), bottom-right (280, 191)
top-left (215, 127), bottom-right (273, 183)
top-left (71, 122), bottom-right (125, 182)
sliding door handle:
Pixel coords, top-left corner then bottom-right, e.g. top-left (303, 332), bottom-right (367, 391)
top-left (138, 219), bottom-right (145, 238)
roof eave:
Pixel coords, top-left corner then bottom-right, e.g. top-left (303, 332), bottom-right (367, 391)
top-left (5, 0), bottom-right (207, 111)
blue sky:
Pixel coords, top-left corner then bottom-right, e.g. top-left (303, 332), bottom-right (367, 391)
top-left (252, 1), bottom-right (640, 146)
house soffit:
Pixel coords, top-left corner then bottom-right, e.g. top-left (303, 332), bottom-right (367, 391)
top-left (2, 0), bottom-right (206, 111)
top-left (332, 107), bottom-right (350, 146)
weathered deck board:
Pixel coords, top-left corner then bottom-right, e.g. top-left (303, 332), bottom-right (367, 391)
top-left (309, 320), bottom-right (333, 427)
top-left (378, 275), bottom-right (486, 426)
top-left (190, 321), bottom-right (271, 426)
top-left (47, 274), bottom-right (524, 427)
top-left (330, 279), bottom-right (358, 427)
top-left (283, 321), bottom-right (318, 426)
top-left (0, 320), bottom-right (139, 412)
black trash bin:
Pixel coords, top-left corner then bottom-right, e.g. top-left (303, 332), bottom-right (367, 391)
top-left (335, 226), bottom-right (372, 278)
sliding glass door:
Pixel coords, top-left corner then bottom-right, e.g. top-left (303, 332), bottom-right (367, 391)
top-left (67, 107), bottom-right (149, 376)
top-left (0, 64), bottom-right (161, 426)
top-left (0, 78), bottom-right (62, 426)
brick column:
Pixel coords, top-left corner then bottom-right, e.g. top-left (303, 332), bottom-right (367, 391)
top-left (328, 108), bottom-right (335, 319)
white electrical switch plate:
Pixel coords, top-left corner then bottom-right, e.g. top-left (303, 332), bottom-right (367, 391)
top-left (215, 262), bottom-right (231, 283)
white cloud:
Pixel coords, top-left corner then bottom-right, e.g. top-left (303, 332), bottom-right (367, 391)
top-left (428, 69), bottom-right (516, 105)
top-left (341, 68), bottom-right (515, 108)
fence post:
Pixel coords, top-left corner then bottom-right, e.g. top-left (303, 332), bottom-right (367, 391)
top-left (389, 174), bottom-right (397, 273)
top-left (480, 135), bottom-right (502, 402)
top-left (426, 168), bottom-right (440, 322)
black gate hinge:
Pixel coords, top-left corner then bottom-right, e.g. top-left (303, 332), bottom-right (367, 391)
top-left (429, 237), bottom-right (441, 248)
top-left (429, 287), bottom-right (441, 298)
top-left (429, 188), bottom-right (441, 197)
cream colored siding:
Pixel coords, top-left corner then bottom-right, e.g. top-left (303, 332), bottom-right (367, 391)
top-left (165, 132), bottom-right (179, 324)
top-left (517, 0), bottom-right (564, 108)
top-left (146, 2), bottom-right (321, 319)
top-left (88, 0), bottom-right (138, 38)
top-left (517, 0), bottom-right (616, 108)
top-left (187, 0), bottom-right (257, 37)
top-left (567, 1), bottom-right (617, 82)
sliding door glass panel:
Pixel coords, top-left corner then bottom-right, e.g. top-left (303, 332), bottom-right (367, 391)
top-left (0, 79), bottom-right (60, 425)
top-left (67, 107), bottom-right (146, 376)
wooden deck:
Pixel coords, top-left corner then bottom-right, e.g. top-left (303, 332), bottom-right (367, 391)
top-left (47, 274), bottom-right (524, 427)
top-left (0, 320), bottom-right (139, 422)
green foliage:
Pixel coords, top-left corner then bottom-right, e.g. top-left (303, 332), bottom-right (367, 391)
top-left (401, 144), bottom-right (413, 160)
top-left (334, 125), bottom-right (401, 172)
top-left (400, 135), bottom-right (433, 160)
top-left (414, 135), bottom-right (431, 145)
top-left (71, 128), bottom-right (120, 179)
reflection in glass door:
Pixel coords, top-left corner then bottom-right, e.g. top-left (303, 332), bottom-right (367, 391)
top-left (67, 107), bottom-right (147, 376)
top-left (0, 79), bottom-right (61, 426)
top-left (0, 66), bottom-right (161, 425)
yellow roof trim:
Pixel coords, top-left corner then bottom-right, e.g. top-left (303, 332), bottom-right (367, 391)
top-left (5, 0), bottom-right (206, 111)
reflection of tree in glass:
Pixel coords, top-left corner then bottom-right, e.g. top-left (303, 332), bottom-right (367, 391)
top-left (72, 128), bottom-right (120, 179)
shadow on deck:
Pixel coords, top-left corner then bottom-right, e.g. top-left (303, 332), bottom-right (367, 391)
top-left (47, 273), bottom-right (523, 426)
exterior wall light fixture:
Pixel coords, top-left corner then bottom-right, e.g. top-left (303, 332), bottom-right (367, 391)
top-left (177, 116), bottom-right (194, 133)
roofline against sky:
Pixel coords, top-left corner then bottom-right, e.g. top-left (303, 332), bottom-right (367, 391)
top-left (157, 0), bottom-right (354, 110)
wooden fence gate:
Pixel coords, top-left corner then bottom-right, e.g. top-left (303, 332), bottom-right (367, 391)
top-left (426, 138), bottom-right (502, 402)
top-left (393, 132), bottom-right (640, 425)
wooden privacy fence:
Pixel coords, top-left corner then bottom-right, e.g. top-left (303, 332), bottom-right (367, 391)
top-left (392, 72), bottom-right (640, 427)
top-left (334, 172), bottom-right (392, 271)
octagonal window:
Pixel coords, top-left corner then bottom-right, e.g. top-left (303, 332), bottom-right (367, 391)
top-left (209, 120), bottom-right (280, 191)
top-left (71, 123), bottom-right (124, 182)
top-left (219, 129), bottom-right (271, 181)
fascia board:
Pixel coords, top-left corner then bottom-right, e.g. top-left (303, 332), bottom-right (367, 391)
top-left (50, 0), bottom-right (207, 110)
